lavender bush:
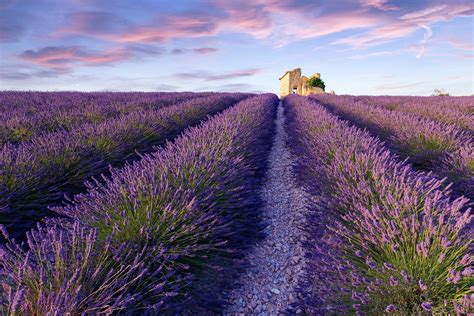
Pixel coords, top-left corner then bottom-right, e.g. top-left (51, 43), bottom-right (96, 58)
top-left (312, 94), bottom-right (474, 197)
top-left (1, 94), bottom-right (278, 313)
top-left (285, 95), bottom-right (472, 314)
top-left (0, 93), bottom-right (247, 240)
top-left (0, 219), bottom-right (174, 314)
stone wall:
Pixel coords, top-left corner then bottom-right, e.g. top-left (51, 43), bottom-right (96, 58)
top-left (279, 68), bottom-right (302, 98)
top-left (279, 68), bottom-right (325, 98)
top-left (304, 87), bottom-right (324, 96)
top-left (279, 72), bottom-right (291, 98)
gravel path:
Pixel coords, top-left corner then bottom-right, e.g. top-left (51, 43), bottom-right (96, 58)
top-left (224, 102), bottom-right (310, 315)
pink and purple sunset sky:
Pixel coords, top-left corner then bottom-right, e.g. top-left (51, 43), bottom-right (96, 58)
top-left (0, 0), bottom-right (473, 95)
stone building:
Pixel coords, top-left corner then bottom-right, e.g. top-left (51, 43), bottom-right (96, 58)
top-left (279, 68), bottom-right (325, 98)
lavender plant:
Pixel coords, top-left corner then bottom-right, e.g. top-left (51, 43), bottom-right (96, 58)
top-left (312, 94), bottom-right (474, 197)
top-left (285, 95), bottom-right (473, 314)
top-left (1, 94), bottom-right (278, 313)
top-left (0, 94), bottom-right (247, 240)
top-left (0, 219), bottom-right (175, 314)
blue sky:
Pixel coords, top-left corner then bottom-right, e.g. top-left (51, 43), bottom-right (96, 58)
top-left (1, 0), bottom-right (473, 95)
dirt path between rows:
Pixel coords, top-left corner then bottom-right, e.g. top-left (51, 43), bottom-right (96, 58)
top-left (224, 102), bottom-right (310, 315)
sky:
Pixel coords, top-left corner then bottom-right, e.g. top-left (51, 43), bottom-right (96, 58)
top-left (0, 0), bottom-right (473, 95)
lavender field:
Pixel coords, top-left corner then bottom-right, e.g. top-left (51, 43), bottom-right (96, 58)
top-left (0, 92), bottom-right (472, 314)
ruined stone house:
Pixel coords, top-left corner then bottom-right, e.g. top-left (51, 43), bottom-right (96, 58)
top-left (279, 68), bottom-right (325, 98)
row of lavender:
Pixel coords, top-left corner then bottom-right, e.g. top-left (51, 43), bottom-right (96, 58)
top-left (0, 94), bottom-right (278, 314)
top-left (311, 94), bottom-right (474, 197)
top-left (0, 92), bottom-right (216, 144)
top-left (337, 95), bottom-right (473, 133)
top-left (1, 93), bottom-right (248, 240)
top-left (285, 95), bottom-right (472, 314)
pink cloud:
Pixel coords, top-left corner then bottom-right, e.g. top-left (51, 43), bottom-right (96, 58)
top-left (334, 22), bottom-right (415, 48)
top-left (210, 0), bottom-right (273, 38)
top-left (209, 0), bottom-right (385, 48)
top-left (58, 11), bottom-right (130, 36)
top-left (19, 46), bottom-right (132, 69)
top-left (360, 0), bottom-right (400, 11)
top-left (280, 11), bottom-right (381, 43)
top-left (88, 14), bottom-right (219, 43)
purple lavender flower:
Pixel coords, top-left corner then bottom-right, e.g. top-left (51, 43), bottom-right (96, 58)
top-left (421, 302), bottom-right (432, 311)
top-left (385, 304), bottom-right (396, 312)
top-left (418, 279), bottom-right (428, 291)
top-left (447, 269), bottom-right (462, 284)
top-left (383, 262), bottom-right (396, 270)
top-left (462, 267), bottom-right (472, 276)
top-left (0, 224), bottom-right (9, 240)
top-left (460, 254), bottom-right (471, 265)
top-left (390, 276), bottom-right (399, 287)
top-left (365, 257), bottom-right (377, 270)
top-left (352, 291), bottom-right (361, 301)
top-left (441, 236), bottom-right (453, 249)
top-left (400, 270), bottom-right (411, 282)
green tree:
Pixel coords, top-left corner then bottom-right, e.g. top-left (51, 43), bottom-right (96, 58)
top-left (307, 77), bottom-right (325, 91)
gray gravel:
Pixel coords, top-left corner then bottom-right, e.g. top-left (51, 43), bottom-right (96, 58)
top-left (224, 102), bottom-right (310, 315)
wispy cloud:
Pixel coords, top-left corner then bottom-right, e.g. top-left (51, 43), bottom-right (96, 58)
top-left (19, 46), bottom-right (133, 69)
top-left (0, 64), bottom-right (71, 81)
top-left (416, 23), bottom-right (432, 58)
top-left (192, 47), bottom-right (218, 54)
top-left (350, 50), bottom-right (396, 59)
top-left (174, 68), bottom-right (261, 81)
top-left (57, 10), bottom-right (221, 43)
top-left (171, 47), bottom-right (219, 55)
top-left (360, 0), bottom-right (399, 11)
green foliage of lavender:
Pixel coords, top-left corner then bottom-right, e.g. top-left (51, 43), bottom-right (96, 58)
top-left (285, 95), bottom-right (473, 314)
top-left (0, 94), bottom-right (278, 313)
